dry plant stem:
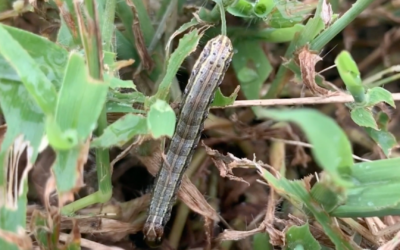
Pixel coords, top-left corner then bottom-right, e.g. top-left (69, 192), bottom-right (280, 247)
top-left (376, 222), bottom-right (400, 237)
top-left (268, 137), bottom-right (371, 162)
top-left (58, 233), bottom-right (123, 250)
top-left (339, 218), bottom-right (378, 246)
top-left (215, 93), bottom-right (400, 109)
top-left (378, 230), bottom-right (400, 250)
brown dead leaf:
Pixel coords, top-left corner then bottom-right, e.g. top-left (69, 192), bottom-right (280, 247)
top-left (303, 175), bottom-right (313, 191)
top-left (297, 46), bottom-right (331, 96)
top-left (120, 194), bottom-right (150, 222)
top-left (0, 228), bottom-right (32, 250)
top-left (0, 124), bottom-right (6, 144)
top-left (59, 232), bottom-right (125, 250)
top-left (111, 59), bottom-right (135, 72)
top-left (203, 142), bottom-right (250, 185)
top-left (216, 226), bottom-right (265, 242)
top-left (54, 0), bottom-right (78, 40)
top-left (127, 0), bottom-right (154, 72)
top-left (321, 0), bottom-right (333, 26)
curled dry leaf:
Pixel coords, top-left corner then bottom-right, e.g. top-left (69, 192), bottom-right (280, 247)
top-left (109, 59), bottom-right (135, 72)
top-left (65, 219), bottom-right (81, 246)
top-left (128, 0), bottom-right (154, 72)
top-left (216, 226), bottom-right (265, 242)
top-left (321, 0), bottom-right (333, 26)
top-left (55, 0), bottom-right (78, 39)
top-left (202, 142), bottom-right (249, 185)
top-left (297, 46), bottom-right (332, 96)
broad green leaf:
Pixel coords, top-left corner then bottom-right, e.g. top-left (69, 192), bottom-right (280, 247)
top-left (211, 86), bottom-right (239, 107)
top-left (108, 90), bottom-right (146, 105)
top-left (256, 109), bottom-right (353, 187)
top-left (259, 24), bottom-right (305, 43)
top-left (0, 24), bottom-right (58, 115)
top-left (46, 117), bottom-right (78, 150)
top-left (108, 76), bottom-right (136, 89)
top-left (268, 0), bottom-right (316, 28)
top-left (253, 233), bottom-right (272, 250)
top-left (50, 52), bottom-right (109, 192)
top-left (365, 110), bottom-right (396, 156)
top-left (285, 224), bottom-right (321, 250)
top-left (253, 0), bottom-right (275, 18)
top-left (351, 158), bottom-right (400, 184)
top-left (333, 158), bottom-right (400, 217)
top-left (366, 87), bottom-right (395, 108)
top-left (57, 17), bottom-right (76, 47)
top-left (91, 114), bottom-right (148, 148)
top-left (106, 90), bottom-right (145, 113)
top-left (232, 39), bottom-right (272, 100)
top-left (226, 0), bottom-right (254, 18)
top-left (106, 101), bottom-right (144, 114)
top-left (0, 81), bottom-right (45, 160)
top-left (53, 144), bottom-right (88, 193)
top-left (365, 128), bottom-right (397, 157)
top-left (237, 67), bottom-right (259, 83)
top-left (335, 51), bottom-right (365, 103)
top-left (0, 26), bottom-right (53, 248)
top-left (1, 24), bottom-right (68, 90)
top-left (310, 181), bottom-right (346, 213)
top-left (0, 26), bottom-right (56, 245)
top-left (147, 99), bottom-right (176, 139)
top-left (333, 182), bottom-right (400, 217)
top-left (52, 52), bottom-right (109, 143)
top-left (350, 108), bottom-right (377, 129)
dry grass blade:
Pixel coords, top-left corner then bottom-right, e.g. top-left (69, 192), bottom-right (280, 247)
top-left (129, 0), bottom-right (154, 72)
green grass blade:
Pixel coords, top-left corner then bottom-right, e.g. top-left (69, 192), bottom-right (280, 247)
top-left (256, 108), bottom-right (354, 187)
top-left (151, 28), bottom-right (205, 102)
